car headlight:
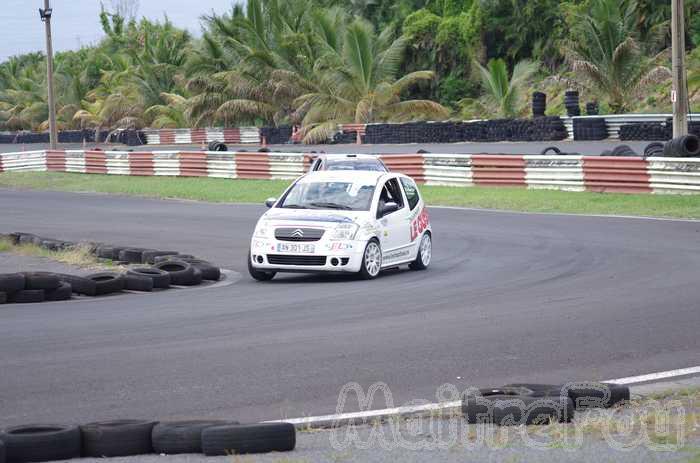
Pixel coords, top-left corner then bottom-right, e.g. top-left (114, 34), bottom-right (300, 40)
top-left (254, 222), bottom-right (271, 238)
top-left (330, 223), bottom-right (359, 240)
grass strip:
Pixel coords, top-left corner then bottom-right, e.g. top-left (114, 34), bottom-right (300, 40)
top-left (1, 172), bottom-right (699, 219)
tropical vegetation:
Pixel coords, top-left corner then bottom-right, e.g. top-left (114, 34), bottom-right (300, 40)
top-left (0, 0), bottom-right (699, 141)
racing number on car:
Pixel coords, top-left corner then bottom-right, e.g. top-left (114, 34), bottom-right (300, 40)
top-left (410, 208), bottom-right (429, 241)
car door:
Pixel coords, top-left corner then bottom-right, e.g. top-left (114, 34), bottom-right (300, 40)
top-left (376, 177), bottom-right (412, 262)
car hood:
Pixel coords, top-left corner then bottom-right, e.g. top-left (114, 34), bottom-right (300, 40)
top-left (261, 208), bottom-right (370, 227)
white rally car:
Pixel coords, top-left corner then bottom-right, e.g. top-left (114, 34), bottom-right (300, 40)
top-left (248, 170), bottom-right (432, 280)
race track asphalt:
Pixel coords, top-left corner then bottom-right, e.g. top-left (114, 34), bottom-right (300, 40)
top-left (1, 189), bottom-right (699, 427)
top-left (0, 140), bottom-right (652, 155)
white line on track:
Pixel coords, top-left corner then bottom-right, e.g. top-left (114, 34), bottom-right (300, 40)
top-left (603, 365), bottom-right (700, 385)
top-left (267, 365), bottom-right (700, 428)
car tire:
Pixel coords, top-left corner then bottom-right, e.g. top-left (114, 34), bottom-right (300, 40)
top-left (0, 424), bottom-right (81, 462)
top-left (152, 420), bottom-right (235, 455)
top-left (119, 248), bottom-right (149, 264)
top-left (86, 272), bottom-right (125, 295)
top-left (127, 267), bottom-right (171, 289)
top-left (178, 259), bottom-right (221, 281)
top-left (8, 289), bottom-right (45, 303)
top-left (22, 272), bottom-right (61, 290)
top-left (0, 273), bottom-right (25, 294)
top-left (45, 282), bottom-right (72, 301)
top-left (141, 250), bottom-right (179, 264)
top-left (462, 392), bottom-right (574, 425)
top-left (153, 261), bottom-right (198, 285)
top-left (201, 423), bottom-right (295, 456)
top-left (57, 274), bottom-right (97, 296)
top-left (248, 250), bottom-right (275, 281)
top-left (0, 291), bottom-right (6, 304)
top-left (503, 382), bottom-right (630, 409)
top-left (358, 239), bottom-right (382, 280)
top-left (80, 419), bottom-right (156, 458)
top-left (124, 274), bottom-right (154, 292)
top-left (409, 232), bottom-right (431, 271)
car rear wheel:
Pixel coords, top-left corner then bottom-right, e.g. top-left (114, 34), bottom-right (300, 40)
top-left (409, 232), bottom-right (431, 270)
top-left (248, 250), bottom-right (276, 281)
top-left (358, 239), bottom-right (382, 280)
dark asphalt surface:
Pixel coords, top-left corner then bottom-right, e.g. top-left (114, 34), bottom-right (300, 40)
top-left (0, 140), bottom-right (651, 155)
top-left (1, 189), bottom-right (699, 427)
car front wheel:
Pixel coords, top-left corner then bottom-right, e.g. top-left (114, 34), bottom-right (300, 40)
top-left (248, 250), bottom-right (276, 281)
top-left (358, 239), bottom-right (382, 280)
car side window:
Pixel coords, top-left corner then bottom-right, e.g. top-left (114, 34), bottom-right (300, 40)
top-left (400, 177), bottom-right (420, 210)
top-left (377, 178), bottom-right (405, 218)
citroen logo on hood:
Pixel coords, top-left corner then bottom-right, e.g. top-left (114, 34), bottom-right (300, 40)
top-left (291, 229), bottom-right (304, 238)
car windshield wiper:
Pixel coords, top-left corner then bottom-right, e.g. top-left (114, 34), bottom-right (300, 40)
top-left (281, 204), bottom-right (309, 209)
top-left (309, 202), bottom-right (353, 210)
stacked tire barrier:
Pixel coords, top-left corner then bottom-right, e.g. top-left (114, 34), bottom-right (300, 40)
top-left (260, 126), bottom-right (292, 145)
top-left (532, 92), bottom-right (546, 117)
top-left (0, 420), bottom-right (295, 462)
top-left (3, 149), bottom-right (700, 194)
top-left (363, 118), bottom-right (568, 144)
top-left (564, 90), bottom-right (581, 117)
top-left (619, 121), bottom-right (700, 141)
top-left (0, 232), bottom-right (223, 305)
top-left (573, 117), bottom-right (608, 140)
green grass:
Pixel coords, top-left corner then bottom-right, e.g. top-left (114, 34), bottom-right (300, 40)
top-left (1, 172), bottom-right (700, 219)
top-left (0, 236), bottom-right (116, 270)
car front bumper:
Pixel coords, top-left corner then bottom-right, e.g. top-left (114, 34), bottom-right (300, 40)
top-left (250, 238), bottom-right (366, 273)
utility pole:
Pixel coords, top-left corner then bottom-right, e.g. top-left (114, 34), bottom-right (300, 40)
top-left (40, 1), bottom-right (58, 149)
top-left (671, 0), bottom-right (688, 137)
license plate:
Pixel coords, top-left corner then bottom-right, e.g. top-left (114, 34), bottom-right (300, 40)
top-left (277, 243), bottom-right (315, 253)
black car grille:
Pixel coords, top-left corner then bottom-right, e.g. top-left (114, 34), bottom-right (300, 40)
top-left (267, 255), bottom-right (327, 266)
top-left (274, 227), bottom-right (325, 242)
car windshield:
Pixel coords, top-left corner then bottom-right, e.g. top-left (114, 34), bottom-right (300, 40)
top-left (325, 160), bottom-right (386, 172)
top-left (278, 180), bottom-right (376, 211)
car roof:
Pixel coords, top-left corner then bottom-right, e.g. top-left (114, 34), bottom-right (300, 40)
top-left (316, 154), bottom-right (379, 160)
top-left (300, 170), bottom-right (391, 184)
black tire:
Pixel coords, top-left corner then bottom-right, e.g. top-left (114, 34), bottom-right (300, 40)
top-left (202, 423), bottom-right (296, 456)
top-left (57, 274), bottom-right (97, 296)
top-left (96, 245), bottom-right (115, 259)
top-left (22, 272), bottom-right (61, 290)
top-left (141, 250), bottom-right (179, 264)
top-left (409, 232), bottom-right (431, 271)
top-left (178, 259), bottom-right (221, 281)
top-left (119, 248), bottom-right (149, 264)
top-left (503, 382), bottom-right (630, 409)
top-left (358, 239), bottom-right (382, 280)
top-left (611, 144), bottom-right (637, 157)
top-left (80, 420), bottom-right (156, 458)
top-left (86, 272), bottom-right (125, 295)
top-left (462, 392), bottom-right (573, 425)
top-left (247, 251), bottom-right (275, 281)
top-left (153, 254), bottom-right (194, 264)
top-left (0, 438), bottom-right (5, 463)
top-left (0, 273), bottom-right (25, 294)
top-left (110, 247), bottom-right (127, 261)
top-left (8, 289), bottom-right (45, 304)
top-left (0, 424), bottom-right (81, 463)
top-left (644, 141), bottom-right (665, 158)
top-left (153, 261), bottom-right (198, 285)
top-left (0, 291), bottom-right (6, 304)
top-left (539, 146), bottom-right (561, 155)
top-left (152, 420), bottom-right (235, 455)
top-left (126, 267), bottom-right (171, 289)
top-left (45, 282), bottom-right (72, 301)
top-left (124, 274), bottom-right (154, 292)
top-left (181, 267), bottom-right (204, 286)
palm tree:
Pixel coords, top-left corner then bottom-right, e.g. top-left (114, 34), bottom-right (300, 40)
top-left (564, 0), bottom-right (670, 113)
top-left (288, 19), bottom-right (450, 143)
top-left (466, 58), bottom-right (538, 118)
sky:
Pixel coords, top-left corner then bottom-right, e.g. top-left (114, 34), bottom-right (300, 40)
top-left (0, 0), bottom-right (239, 61)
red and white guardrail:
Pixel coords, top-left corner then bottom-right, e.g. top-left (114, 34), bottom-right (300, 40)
top-left (1, 150), bottom-right (699, 194)
top-left (142, 127), bottom-right (261, 145)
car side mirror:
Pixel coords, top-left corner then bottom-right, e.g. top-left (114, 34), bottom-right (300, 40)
top-left (381, 201), bottom-right (399, 217)
top-left (265, 197), bottom-right (277, 208)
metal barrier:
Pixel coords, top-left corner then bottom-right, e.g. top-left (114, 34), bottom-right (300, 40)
top-left (2, 150), bottom-right (700, 194)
